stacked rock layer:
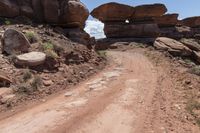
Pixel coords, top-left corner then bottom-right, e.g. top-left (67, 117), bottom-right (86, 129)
top-left (91, 2), bottom-right (200, 39)
top-left (0, 0), bottom-right (89, 29)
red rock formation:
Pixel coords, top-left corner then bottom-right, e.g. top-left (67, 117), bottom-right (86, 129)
top-left (91, 2), bottom-right (133, 22)
top-left (0, 0), bottom-right (89, 28)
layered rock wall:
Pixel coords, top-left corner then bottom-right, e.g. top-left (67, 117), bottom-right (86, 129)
top-left (0, 0), bottom-right (89, 29)
top-left (91, 2), bottom-right (200, 39)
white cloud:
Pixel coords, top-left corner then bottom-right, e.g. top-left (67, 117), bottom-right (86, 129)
top-left (84, 19), bottom-right (106, 39)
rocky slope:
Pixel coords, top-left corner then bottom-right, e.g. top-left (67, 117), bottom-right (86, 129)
top-left (0, 0), bottom-right (106, 112)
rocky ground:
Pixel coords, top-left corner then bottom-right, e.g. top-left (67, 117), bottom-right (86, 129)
top-left (0, 22), bottom-right (106, 112)
top-left (1, 44), bottom-right (200, 132)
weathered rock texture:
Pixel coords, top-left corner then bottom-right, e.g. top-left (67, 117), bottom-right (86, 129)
top-left (154, 37), bottom-right (192, 56)
top-left (182, 17), bottom-right (200, 28)
top-left (2, 29), bottom-right (30, 55)
top-left (15, 52), bottom-right (46, 66)
top-left (91, 3), bottom-right (168, 38)
top-left (154, 14), bottom-right (178, 27)
top-left (132, 4), bottom-right (167, 21)
top-left (92, 2), bottom-right (200, 39)
top-left (91, 2), bottom-right (133, 22)
top-left (0, 0), bottom-right (89, 28)
top-left (104, 23), bottom-right (160, 38)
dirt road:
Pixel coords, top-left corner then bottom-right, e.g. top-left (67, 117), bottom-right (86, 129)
top-left (0, 50), bottom-right (198, 133)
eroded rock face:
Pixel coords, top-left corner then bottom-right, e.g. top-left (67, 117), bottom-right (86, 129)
top-left (0, 0), bottom-right (20, 17)
top-left (180, 38), bottom-right (200, 51)
top-left (154, 37), bottom-right (192, 56)
top-left (2, 29), bottom-right (30, 55)
top-left (43, 0), bottom-right (59, 23)
top-left (0, 0), bottom-right (89, 28)
top-left (132, 3), bottom-right (167, 20)
top-left (104, 23), bottom-right (160, 38)
top-left (182, 17), bottom-right (200, 27)
top-left (154, 14), bottom-right (178, 27)
top-left (91, 2), bottom-right (133, 22)
top-left (15, 52), bottom-right (46, 66)
top-left (62, 1), bottom-right (89, 28)
top-left (159, 26), bottom-right (194, 39)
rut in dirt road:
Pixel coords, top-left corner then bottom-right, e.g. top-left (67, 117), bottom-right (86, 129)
top-left (0, 51), bottom-right (158, 133)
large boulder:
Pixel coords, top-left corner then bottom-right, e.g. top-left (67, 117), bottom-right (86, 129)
top-left (0, 0), bottom-right (20, 17)
top-left (60, 1), bottom-right (89, 28)
top-left (182, 17), bottom-right (200, 28)
top-left (2, 29), bottom-right (30, 55)
top-left (91, 2), bottom-right (133, 22)
top-left (42, 0), bottom-right (59, 23)
top-left (180, 38), bottom-right (200, 51)
top-left (154, 37), bottom-right (192, 56)
top-left (15, 52), bottom-right (46, 66)
top-left (154, 14), bottom-right (179, 27)
top-left (132, 3), bottom-right (167, 20)
top-left (0, 0), bottom-right (89, 28)
top-left (104, 23), bottom-right (160, 38)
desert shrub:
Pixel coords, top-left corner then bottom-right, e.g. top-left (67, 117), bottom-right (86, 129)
top-left (186, 100), bottom-right (200, 126)
top-left (23, 70), bottom-right (32, 82)
top-left (5, 20), bottom-right (11, 25)
top-left (17, 83), bottom-right (31, 93)
top-left (45, 49), bottom-right (59, 59)
top-left (16, 75), bottom-right (42, 94)
top-left (42, 41), bottom-right (54, 51)
top-left (25, 31), bottom-right (38, 43)
top-left (189, 66), bottom-right (200, 76)
top-left (42, 41), bottom-right (59, 59)
top-left (53, 44), bottom-right (64, 55)
top-left (97, 50), bottom-right (107, 58)
top-left (8, 54), bottom-right (17, 63)
top-left (31, 75), bottom-right (42, 91)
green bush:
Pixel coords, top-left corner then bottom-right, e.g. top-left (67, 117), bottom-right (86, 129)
top-left (23, 70), bottom-right (32, 82)
top-left (189, 66), bottom-right (200, 76)
top-left (42, 42), bottom-right (54, 51)
top-left (45, 49), bottom-right (59, 59)
top-left (30, 75), bottom-right (42, 91)
top-left (97, 50), bottom-right (107, 58)
top-left (25, 32), bottom-right (38, 43)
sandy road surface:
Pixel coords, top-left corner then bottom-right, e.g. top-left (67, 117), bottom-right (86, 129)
top-left (0, 51), bottom-right (160, 133)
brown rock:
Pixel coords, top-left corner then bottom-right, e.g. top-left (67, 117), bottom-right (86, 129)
top-left (154, 14), bottom-right (178, 27)
top-left (0, 87), bottom-right (12, 97)
top-left (43, 80), bottom-right (53, 86)
top-left (159, 26), bottom-right (194, 39)
top-left (154, 37), bottom-right (192, 56)
top-left (104, 23), bottom-right (160, 38)
top-left (61, 1), bottom-right (89, 28)
top-left (17, 0), bottom-right (34, 18)
top-left (132, 3), bottom-right (167, 20)
top-left (64, 28), bottom-right (93, 45)
top-left (43, 0), bottom-right (59, 23)
top-left (182, 16), bottom-right (200, 27)
top-left (91, 2), bottom-right (133, 22)
top-left (2, 29), bottom-right (30, 55)
top-left (0, 75), bottom-right (12, 87)
top-left (15, 52), bottom-right (46, 67)
top-left (32, 0), bottom-right (44, 22)
top-left (180, 38), bottom-right (200, 51)
top-left (0, 0), bottom-right (20, 17)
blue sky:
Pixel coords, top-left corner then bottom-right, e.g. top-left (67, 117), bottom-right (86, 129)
top-left (82, 0), bottom-right (200, 19)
